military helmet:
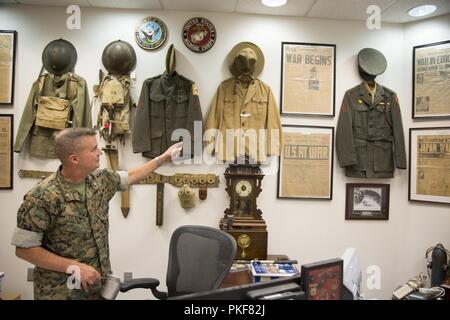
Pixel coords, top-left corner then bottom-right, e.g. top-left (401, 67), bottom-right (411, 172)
top-left (102, 40), bottom-right (137, 75)
top-left (42, 39), bottom-right (77, 75)
top-left (358, 48), bottom-right (387, 76)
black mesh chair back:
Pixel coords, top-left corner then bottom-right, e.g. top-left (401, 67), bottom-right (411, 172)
top-left (166, 225), bottom-right (237, 297)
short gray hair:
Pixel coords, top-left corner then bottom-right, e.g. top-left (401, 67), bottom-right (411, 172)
top-left (54, 128), bottom-right (96, 161)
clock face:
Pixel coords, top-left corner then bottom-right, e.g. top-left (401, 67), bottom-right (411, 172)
top-left (235, 180), bottom-right (252, 197)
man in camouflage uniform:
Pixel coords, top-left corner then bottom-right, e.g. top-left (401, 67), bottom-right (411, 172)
top-left (11, 128), bottom-right (181, 299)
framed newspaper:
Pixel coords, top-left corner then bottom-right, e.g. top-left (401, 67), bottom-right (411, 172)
top-left (412, 40), bottom-right (450, 119)
top-left (277, 125), bottom-right (334, 200)
top-left (409, 127), bottom-right (450, 204)
top-left (280, 42), bottom-right (336, 117)
top-left (0, 114), bottom-right (13, 189)
top-left (0, 30), bottom-right (17, 105)
top-left (345, 183), bottom-right (390, 220)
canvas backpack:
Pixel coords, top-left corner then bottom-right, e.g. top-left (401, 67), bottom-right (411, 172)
top-left (96, 75), bottom-right (133, 142)
top-left (34, 74), bottom-right (77, 130)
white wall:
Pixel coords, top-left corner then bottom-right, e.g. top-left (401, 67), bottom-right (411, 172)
top-left (0, 4), bottom-right (448, 300)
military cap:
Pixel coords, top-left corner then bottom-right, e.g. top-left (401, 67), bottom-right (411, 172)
top-left (102, 40), bottom-right (136, 75)
top-left (227, 42), bottom-right (265, 78)
top-left (358, 48), bottom-right (387, 76)
top-left (42, 39), bottom-right (77, 75)
top-left (165, 44), bottom-right (176, 76)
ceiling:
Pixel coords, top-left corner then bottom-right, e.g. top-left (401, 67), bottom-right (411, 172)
top-left (1, 0), bottom-right (449, 23)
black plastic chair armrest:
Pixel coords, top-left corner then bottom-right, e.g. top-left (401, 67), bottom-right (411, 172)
top-left (120, 278), bottom-right (160, 292)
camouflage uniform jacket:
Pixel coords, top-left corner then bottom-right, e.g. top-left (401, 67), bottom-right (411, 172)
top-left (336, 82), bottom-right (407, 178)
top-left (11, 167), bottom-right (128, 300)
top-left (14, 73), bottom-right (92, 158)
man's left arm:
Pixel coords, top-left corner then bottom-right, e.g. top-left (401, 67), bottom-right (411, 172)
top-left (127, 142), bottom-right (182, 185)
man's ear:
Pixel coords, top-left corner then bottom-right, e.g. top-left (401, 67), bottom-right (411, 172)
top-left (68, 153), bottom-right (78, 165)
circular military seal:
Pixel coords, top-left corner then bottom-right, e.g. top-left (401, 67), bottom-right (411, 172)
top-left (135, 16), bottom-right (167, 50)
top-left (182, 17), bottom-right (216, 53)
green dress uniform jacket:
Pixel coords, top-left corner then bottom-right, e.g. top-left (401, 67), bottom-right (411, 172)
top-left (336, 82), bottom-right (407, 178)
top-left (205, 78), bottom-right (282, 163)
top-left (132, 72), bottom-right (203, 158)
top-left (11, 167), bottom-right (128, 300)
top-left (14, 73), bottom-right (92, 158)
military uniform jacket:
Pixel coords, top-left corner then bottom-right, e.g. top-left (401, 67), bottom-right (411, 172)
top-left (336, 82), bottom-right (407, 178)
top-left (11, 167), bottom-right (128, 300)
top-left (14, 73), bottom-right (92, 158)
top-left (205, 78), bottom-right (282, 163)
top-left (132, 72), bottom-right (203, 158)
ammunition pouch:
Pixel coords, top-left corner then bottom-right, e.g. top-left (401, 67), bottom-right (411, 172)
top-left (178, 184), bottom-right (195, 208)
top-left (35, 96), bottom-right (71, 130)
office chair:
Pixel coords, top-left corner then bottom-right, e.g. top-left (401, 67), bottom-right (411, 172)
top-left (119, 225), bottom-right (237, 299)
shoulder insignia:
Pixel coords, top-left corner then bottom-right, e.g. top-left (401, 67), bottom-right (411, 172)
top-left (341, 103), bottom-right (348, 113)
top-left (192, 83), bottom-right (199, 96)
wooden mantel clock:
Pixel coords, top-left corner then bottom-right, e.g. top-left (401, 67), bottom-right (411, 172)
top-left (220, 163), bottom-right (267, 260)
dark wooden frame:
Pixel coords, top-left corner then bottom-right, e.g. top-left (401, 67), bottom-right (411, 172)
top-left (0, 30), bottom-right (17, 105)
top-left (345, 183), bottom-right (390, 220)
top-left (277, 125), bottom-right (334, 200)
top-left (301, 258), bottom-right (343, 300)
top-left (280, 42), bottom-right (336, 117)
top-left (408, 127), bottom-right (450, 205)
top-left (0, 114), bottom-right (13, 189)
top-left (412, 40), bottom-right (450, 119)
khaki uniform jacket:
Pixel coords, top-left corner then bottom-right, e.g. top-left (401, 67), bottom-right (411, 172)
top-left (11, 167), bottom-right (128, 300)
top-left (132, 72), bottom-right (203, 158)
top-left (205, 78), bottom-right (282, 163)
top-left (336, 82), bottom-right (407, 178)
top-left (14, 73), bottom-right (92, 158)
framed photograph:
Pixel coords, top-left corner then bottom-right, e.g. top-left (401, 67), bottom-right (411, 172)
top-left (0, 114), bottom-right (13, 189)
top-left (0, 30), bottom-right (17, 105)
top-left (345, 183), bottom-right (390, 220)
top-left (412, 40), bottom-right (450, 119)
top-left (301, 258), bottom-right (343, 300)
top-left (409, 127), bottom-right (450, 204)
top-left (277, 125), bottom-right (334, 200)
top-left (280, 42), bottom-right (336, 117)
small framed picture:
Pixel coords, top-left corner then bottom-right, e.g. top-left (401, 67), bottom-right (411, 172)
top-left (0, 30), bottom-right (17, 105)
top-left (301, 258), bottom-right (343, 300)
top-left (412, 40), bottom-right (450, 119)
top-left (409, 127), bottom-right (450, 204)
top-left (345, 183), bottom-right (390, 220)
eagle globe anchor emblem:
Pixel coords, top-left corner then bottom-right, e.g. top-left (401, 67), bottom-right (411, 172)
top-left (237, 234), bottom-right (251, 259)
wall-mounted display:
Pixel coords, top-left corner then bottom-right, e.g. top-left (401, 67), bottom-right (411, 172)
top-left (277, 125), bottom-right (334, 200)
top-left (301, 258), bottom-right (343, 300)
top-left (182, 17), bottom-right (216, 53)
top-left (345, 183), bottom-right (390, 220)
top-left (412, 40), bottom-right (450, 119)
top-left (0, 30), bottom-right (16, 105)
top-left (135, 16), bottom-right (167, 50)
top-left (0, 114), bottom-right (13, 189)
top-left (280, 42), bottom-right (336, 117)
top-left (409, 127), bottom-right (450, 205)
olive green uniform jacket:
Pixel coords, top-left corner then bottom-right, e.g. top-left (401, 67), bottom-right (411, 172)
top-left (11, 167), bottom-right (128, 300)
top-left (336, 82), bottom-right (407, 178)
top-left (205, 78), bottom-right (283, 163)
top-left (14, 73), bottom-right (92, 158)
top-left (132, 72), bottom-right (203, 158)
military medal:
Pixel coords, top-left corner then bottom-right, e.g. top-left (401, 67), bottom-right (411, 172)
top-left (135, 16), bottom-right (167, 50)
top-left (182, 17), bottom-right (216, 53)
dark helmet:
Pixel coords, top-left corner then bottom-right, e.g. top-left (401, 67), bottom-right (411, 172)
top-left (102, 40), bottom-right (137, 75)
top-left (42, 39), bottom-right (77, 75)
top-left (358, 48), bottom-right (387, 77)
